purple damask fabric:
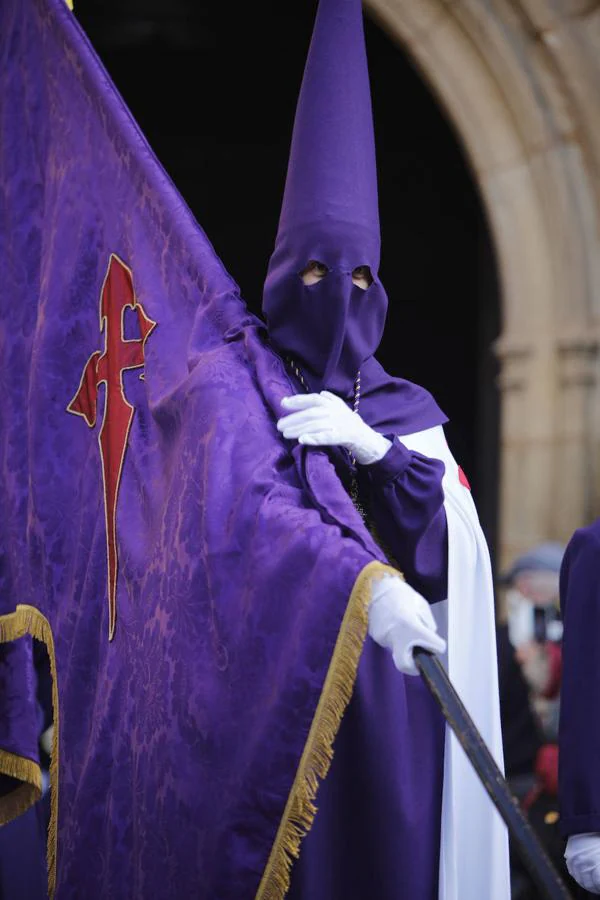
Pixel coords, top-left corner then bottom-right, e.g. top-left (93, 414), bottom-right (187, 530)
top-left (0, 0), bottom-right (385, 896)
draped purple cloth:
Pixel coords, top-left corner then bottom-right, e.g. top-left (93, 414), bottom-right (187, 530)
top-left (0, 0), bottom-right (389, 896)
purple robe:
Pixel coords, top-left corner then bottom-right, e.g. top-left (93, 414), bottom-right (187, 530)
top-left (261, 0), bottom-right (453, 881)
top-left (559, 519), bottom-right (600, 838)
top-left (259, 0), bottom-right (452, 883)
top-left (289, 435), bottom-right (448, 899)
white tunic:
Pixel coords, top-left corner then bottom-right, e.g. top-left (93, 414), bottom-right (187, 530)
top-left (398, 425), bottom-right (510, 900)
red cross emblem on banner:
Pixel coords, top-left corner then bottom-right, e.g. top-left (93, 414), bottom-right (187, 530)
top-left (67, 254), bottom-right (156, 640)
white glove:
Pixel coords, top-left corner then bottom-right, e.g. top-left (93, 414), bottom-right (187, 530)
top-left (565, 833), bottom-right (600, 894)
top-left (368, 574), bottom-right (446, 675)
top-left (277, 391), bottom-right (391, 465)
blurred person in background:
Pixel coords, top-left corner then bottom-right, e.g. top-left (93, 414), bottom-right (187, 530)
top-left (503, 543), bottom-right (564, 743)
top-left (499, 542), bottom-right (569, 898)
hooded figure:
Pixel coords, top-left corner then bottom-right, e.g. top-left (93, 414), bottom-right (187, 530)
top-left (266, 0), bottom-right (510, 897)
top-left (263, 0), bottom-right (445, 434)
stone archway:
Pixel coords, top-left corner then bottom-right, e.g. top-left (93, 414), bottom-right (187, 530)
top-left (368, 0), bottom-right (600, 565)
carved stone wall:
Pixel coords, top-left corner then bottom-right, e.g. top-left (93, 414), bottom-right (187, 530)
top-left (368, 0), bottom-right (600, 566)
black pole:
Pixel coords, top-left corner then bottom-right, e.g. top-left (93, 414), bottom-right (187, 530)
top-left (413, 648), bottom-right (572, 900)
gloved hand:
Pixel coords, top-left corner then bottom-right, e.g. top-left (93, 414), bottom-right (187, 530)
top-left (565, 833), bottom-right (600, 894)
top-left (368, 574), bottom-right (446, 675)
top-left (278, 391), bottom-right (391, 465)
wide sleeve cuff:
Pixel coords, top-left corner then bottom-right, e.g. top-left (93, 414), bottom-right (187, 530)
top-left (364, 436), bottom-right (412, 486)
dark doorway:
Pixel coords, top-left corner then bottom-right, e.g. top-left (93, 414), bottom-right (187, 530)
top-left (75, 0), bottom-right (501, 562)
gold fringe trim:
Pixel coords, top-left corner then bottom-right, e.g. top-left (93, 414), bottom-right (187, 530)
top-left (0, 605), bottom-right (59, 898)
top-left (0, 781), bottom-right (41, 824)
top-left (0, 749), bottom-right (42, 790)
top-left (255, 560), bottom-right (399, 900)
top-left (0, 750), bottom-right (42, 824)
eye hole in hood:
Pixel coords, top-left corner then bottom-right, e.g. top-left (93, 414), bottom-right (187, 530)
top-left (300, 260), bottom-right (329, 284)
top-left (351, 265), bottom-right (372, 290)
top-left (299, 260), bottom-right (373, 291)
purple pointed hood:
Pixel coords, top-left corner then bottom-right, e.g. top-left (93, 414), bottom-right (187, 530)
top-left (263, 0), bottom-right (447, 434)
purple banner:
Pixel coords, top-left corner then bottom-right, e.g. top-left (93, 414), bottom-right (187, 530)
top-left (0, 0), bottom-right (384, 896)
